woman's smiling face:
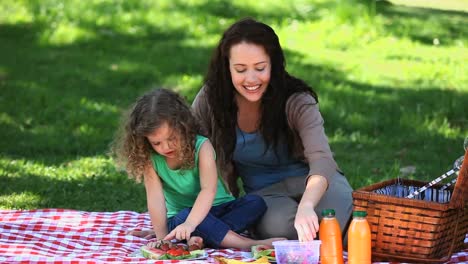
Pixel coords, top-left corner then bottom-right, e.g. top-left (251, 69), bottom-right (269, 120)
top-left (229, 41), bottom-right (271, 103)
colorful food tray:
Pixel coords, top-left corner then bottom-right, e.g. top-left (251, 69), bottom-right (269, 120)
top-left (140, 245), bottom-right (207, 260)
top-left (251, 245), bottom-right (276, 262)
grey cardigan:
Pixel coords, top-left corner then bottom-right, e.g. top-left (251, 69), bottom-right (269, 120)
top-left (192, 88), bottom-right (339, 190)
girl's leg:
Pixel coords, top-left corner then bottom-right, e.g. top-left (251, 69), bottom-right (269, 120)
top-left (126, 229), bottom-right (155, 239)
top-left (168, 207), bottom-right (230, 248)
top-left (169, 208), bottom-right (284, 249)
top-left (187, 236), bottom-right (204, 249)
top-left (127, 194), bottom-right (267, 240)
top-left (216, 194), bottom-right (267, 232)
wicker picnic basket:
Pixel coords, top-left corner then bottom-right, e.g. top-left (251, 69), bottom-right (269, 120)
top-left (352, 149), bottom-right (468, 263)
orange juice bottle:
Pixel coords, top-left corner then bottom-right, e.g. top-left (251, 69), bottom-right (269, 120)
top-left (348, 211), bottom-right (371, 264)
top-left (319, 209), bottom-right (343, 264)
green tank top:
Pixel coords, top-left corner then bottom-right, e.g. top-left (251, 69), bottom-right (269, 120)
top-left (151, 135), bottom-right (235, 217)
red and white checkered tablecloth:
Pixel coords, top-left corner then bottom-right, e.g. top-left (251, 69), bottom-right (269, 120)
top-left (1, 209), bottom-right (467, 263)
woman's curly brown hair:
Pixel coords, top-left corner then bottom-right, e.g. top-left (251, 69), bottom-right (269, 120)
top-left (112, 88), bottom-right (200, 182)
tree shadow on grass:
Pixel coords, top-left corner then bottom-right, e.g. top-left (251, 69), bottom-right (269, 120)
top-left (3, 43), bottom-right (465, 201)
top-left (1, 1), bottom-right (466, 206)
top-left (0, 21), bottom-right (211, 165)
top-left (324, 80), bottom-right (467, 187)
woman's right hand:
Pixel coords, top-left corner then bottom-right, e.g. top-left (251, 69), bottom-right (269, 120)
top-left (294, 202), bottom-right (319, 242)
top-left (295, 174), bottom-right (327, 241)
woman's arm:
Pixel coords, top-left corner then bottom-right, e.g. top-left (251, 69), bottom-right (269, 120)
top-left (295, 174), bottom-right (328, 241)
top-left (286, 92), bottom-right (338, 185)
top-left (192, 86), bottom-right (211, 136)
top-left (143, 163), bottom-right (168, 239)
top-left (164, 140), bottom-right (218, 241)
top-left (286, 93), bottom-right (338, 241)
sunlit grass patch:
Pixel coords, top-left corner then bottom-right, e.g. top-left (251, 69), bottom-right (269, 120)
top-left (0, 192), bottom-right (44, 209)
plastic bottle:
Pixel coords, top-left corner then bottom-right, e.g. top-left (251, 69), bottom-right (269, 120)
top-left (347, 210), bottom-right (371, 264)
top-left (319, 209), bottom-right (344, 264)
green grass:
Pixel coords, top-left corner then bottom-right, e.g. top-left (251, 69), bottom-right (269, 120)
top-left (1, 0), bottom-right (467, 211)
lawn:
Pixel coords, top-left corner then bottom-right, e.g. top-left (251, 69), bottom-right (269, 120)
top-left (0, 0), bottom-right (467, 211)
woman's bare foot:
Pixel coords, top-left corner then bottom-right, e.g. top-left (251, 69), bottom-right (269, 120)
top-left (220, 230), bottom-right (287, 250)
top-left (187, 236), bottom-right (204, 250)
top-left (256, 237), bottom-right (287, 247)
top-left (126, 229), bottom-right (155, 239)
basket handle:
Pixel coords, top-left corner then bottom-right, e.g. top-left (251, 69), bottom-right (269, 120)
top-left (449, 149), bottom-right (468, 209)
top-left (405, 167), bottom-right (459, 199)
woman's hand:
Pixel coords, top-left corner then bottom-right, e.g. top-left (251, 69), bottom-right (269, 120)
top-left (294, 202), bottom-right (319, 242)
top-left (294, 174), bottom-right (327, 241)
top-left (164, 222), bottom-right (196, 241)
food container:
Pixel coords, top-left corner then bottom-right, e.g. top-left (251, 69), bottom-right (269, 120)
top-left (272, 240), bottom-right (321, 264)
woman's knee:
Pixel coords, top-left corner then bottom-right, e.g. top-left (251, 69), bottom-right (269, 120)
top-left (255, 196), bottom-right (298, 239)
top-left (316, 173), bottom-right (353, 232)
top-left (259, 213), bottom-right (296, 237)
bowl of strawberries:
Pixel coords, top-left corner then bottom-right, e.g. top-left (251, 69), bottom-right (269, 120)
top-left (251, 245), bottom-right (276, 262)
top-left (140, 239), bottom-right (206, 260)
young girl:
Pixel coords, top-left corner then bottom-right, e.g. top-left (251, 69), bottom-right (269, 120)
top-left (113, 88), bottom-right (284, 249)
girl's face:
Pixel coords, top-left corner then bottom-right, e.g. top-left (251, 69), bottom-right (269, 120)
top-left (146, 122), bottom-right (179, 159)
top-left (229, 42), bottom-right (271, 103)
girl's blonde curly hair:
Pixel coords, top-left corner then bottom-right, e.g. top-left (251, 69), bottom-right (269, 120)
top-left (111, 88), bottom-right (200, 182)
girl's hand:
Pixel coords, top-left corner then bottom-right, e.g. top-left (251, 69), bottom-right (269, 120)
top-left (294, 203), bottom-right (319, 242)
top-left (163, 222), bottom-right (196, 241)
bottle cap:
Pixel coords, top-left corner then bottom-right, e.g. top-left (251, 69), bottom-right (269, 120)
top-left (353, 211), bottom-right (367, 217)
top-left (321, 209), bottom-right (336, 217)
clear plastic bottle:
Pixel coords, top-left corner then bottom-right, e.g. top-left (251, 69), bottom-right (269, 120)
top-left (347, 210), bottom-right (371, 264)
top-left (319, 209), bottom-right (344, 264)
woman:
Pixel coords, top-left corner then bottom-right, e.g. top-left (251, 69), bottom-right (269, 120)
top-left (192, 18), bottom-right (353, 241)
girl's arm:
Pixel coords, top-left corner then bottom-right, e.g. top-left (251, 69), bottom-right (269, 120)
top-left (187, 140), bottom-right (218, 224)
top-left (193, 87), bottom-right (239, 197)
top-left (164, 140), bottom-right (218, 241)
top-left (144, 163), bottom-right (168, 239)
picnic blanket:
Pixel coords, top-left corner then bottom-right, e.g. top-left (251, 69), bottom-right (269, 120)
top-left (1, 209), bottom-right (467, 263)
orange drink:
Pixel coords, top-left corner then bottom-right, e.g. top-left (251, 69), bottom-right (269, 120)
top-left (319, 209), bottom-right (343, 264)
top-left (347, 211), bottom-right (371, 264)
